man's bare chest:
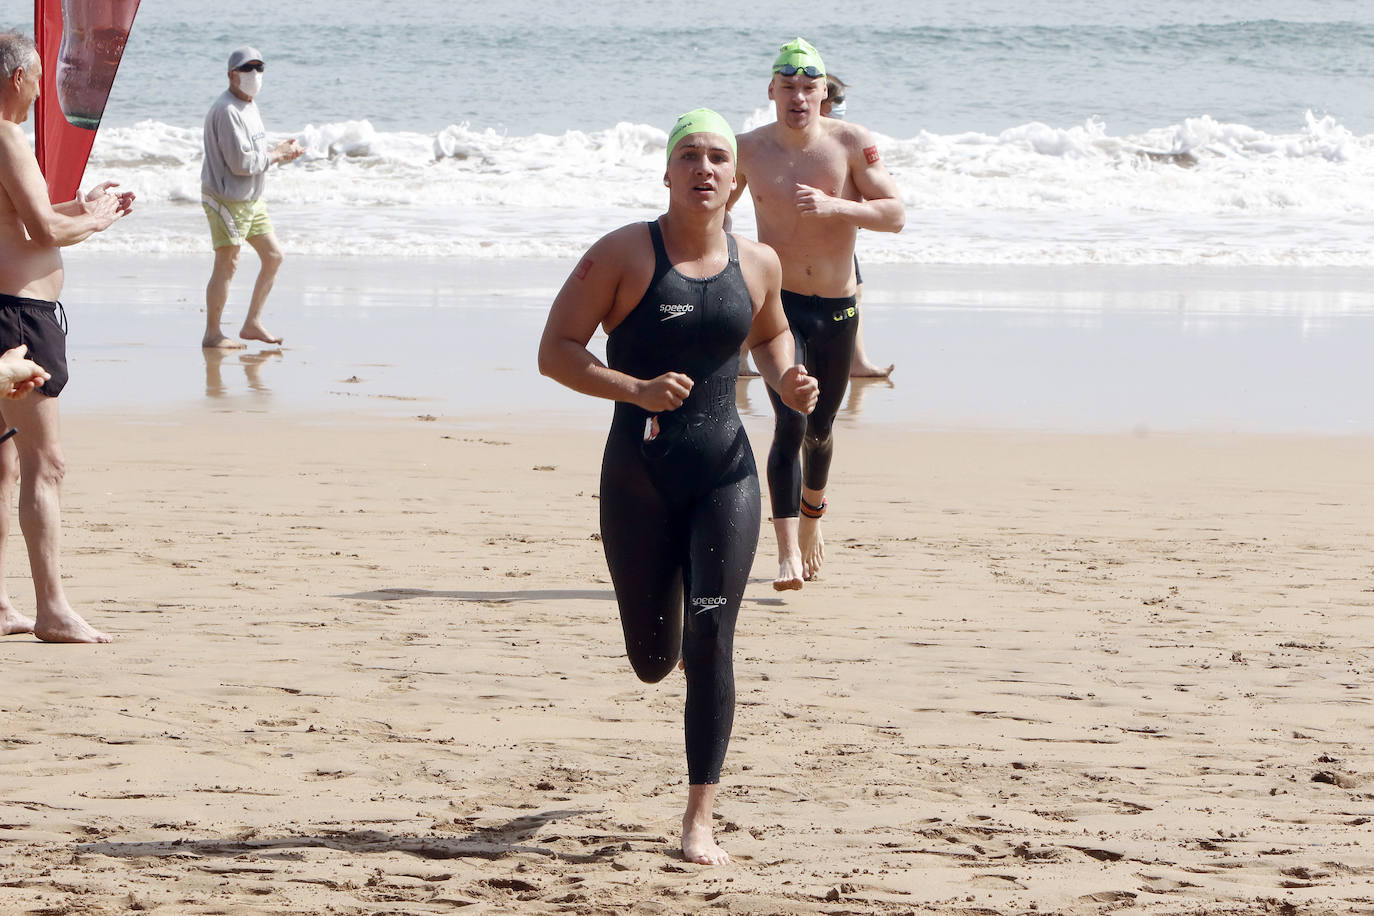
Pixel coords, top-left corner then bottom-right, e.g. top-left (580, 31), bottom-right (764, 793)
top-left (746, 155), bottom-right (848, 206)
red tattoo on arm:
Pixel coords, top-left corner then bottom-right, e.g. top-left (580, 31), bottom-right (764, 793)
top-left (573, 257), bottom-right (594, 280)
top-left (864, 145), bottom-right (880, 165)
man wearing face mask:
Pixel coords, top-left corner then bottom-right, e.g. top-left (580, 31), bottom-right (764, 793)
top-left (200, 46), bottom-right (302, 349)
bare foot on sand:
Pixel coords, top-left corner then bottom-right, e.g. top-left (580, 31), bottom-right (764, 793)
top-left (34, 607), bottom-right (112, 644)
top-left (851, 359), bottom-right (894, 378)
top-left (240, 322), bottom-right (283, 346)
top-left (773, 553), bottom-right (804, 591)
top-left (203, 332), bottom-right (246, 350)
top-left (772, 516), bottom-right (804, 590)
top-left (800, 514), bottom-right (824, 581)
top-left (682, 811), bottom-right (730, 865)
top-left (1, 604), bottom-right (35, 636)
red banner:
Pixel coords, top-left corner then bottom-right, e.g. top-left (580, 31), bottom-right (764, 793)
top-left (34, 0), bottom-right (141, 203)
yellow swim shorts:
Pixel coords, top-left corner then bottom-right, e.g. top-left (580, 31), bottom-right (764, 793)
top-left (202, 194), bottom-right (273, 249)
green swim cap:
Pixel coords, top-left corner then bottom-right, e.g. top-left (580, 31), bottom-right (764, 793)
top-left (772, 37), bottom-right (826, 77)
top-left (666, 108), bottom-right (737, 162)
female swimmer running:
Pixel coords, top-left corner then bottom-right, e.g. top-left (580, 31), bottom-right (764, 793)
top-left (538, 109), bottom-right (817, 866)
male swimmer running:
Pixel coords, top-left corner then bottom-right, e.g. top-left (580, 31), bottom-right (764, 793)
top-left (538, 109), bottom-right (817, 866)
top-left (729, 38), bottom-right (905, 589)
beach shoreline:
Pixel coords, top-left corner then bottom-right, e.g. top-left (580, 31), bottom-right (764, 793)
top-left (48, 251), bottom-right (1374, 436)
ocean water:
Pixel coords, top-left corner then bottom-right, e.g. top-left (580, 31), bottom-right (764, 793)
top-left (20, 0), bottom-right (1374, 266)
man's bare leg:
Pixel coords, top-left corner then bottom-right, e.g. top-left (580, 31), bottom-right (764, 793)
top-left (204, 244), bottom-right (246, 349)
top-left (3, 394), bottom-right (110, 643)
top-left (682, 783), bottom-right (729, 865)
top-left (850, 319), bottom-right (893, 377)
top-left (772, 516), bottom-right (803, 591)
top-left (849, 290), bottom-right (893, 378)
top-left (239, 232), bottom-right (284, 345)
top-left (799, 485), bottom-right (825, 581)
top-left (0, 434), bottom-right (34, 636)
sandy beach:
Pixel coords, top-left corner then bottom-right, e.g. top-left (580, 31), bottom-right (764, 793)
top-left (2, 255), bottom-right (1374, 914)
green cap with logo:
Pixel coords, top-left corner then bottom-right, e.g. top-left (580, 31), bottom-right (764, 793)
top-left (772, 37), bottom-right (826, 77)
top-left (666, 108), bottom-right (737, 162)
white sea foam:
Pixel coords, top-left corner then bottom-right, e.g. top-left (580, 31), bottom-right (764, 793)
top-left (74, 113), bottom-right (1374, 266)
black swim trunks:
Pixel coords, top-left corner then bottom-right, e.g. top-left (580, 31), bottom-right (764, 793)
top-left (0, 293), bottom-right (69, 397)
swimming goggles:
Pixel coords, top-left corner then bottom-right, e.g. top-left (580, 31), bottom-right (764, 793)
top-left (774, 64), bottom-right (824, 78)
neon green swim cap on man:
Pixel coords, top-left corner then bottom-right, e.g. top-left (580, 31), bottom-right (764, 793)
top-left (772, 37), bottom-right (826, 77)
top-left (666, 108), bottom-right (737, 162)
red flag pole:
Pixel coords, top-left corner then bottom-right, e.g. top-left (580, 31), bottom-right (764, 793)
top-left (33, 0), bottom-right (53, 197)
top-left (33, 0), bottom-right (142, 204)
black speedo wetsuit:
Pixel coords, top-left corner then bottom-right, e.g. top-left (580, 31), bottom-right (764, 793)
top-left (600, 219), bottom-right (759, 786)
top-left (766, 290), bottom-right (858, 518)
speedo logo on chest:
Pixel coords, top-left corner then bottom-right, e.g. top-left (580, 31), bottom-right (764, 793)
top-left (659, 303), bottom-right (694, 321)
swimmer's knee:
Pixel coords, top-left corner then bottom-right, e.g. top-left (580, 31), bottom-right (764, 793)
top-left (684, 604), bottom-right (725, 641)
top-left (804, 426), bottom-right (833, 453)
top-left (675, 607), bottom-right (733, 674)
top-left (628, 653), bottom-right (676, 684)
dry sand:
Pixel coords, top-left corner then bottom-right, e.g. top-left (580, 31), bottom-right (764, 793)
top-left (2, 408), bottom-right (1373, 915)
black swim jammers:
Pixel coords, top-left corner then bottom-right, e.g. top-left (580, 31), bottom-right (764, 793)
top-left (766, 289), bottom-right (858, 518)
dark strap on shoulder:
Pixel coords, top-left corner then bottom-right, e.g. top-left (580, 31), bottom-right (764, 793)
top-left (647, 219), bottom-right (673, 288)
top-left (725, 232), bottom-right (739, 264)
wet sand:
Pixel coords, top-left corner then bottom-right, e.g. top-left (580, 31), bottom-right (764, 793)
top-left (1, 255), bottom-right (1373, 914)
top-left (55, 252), bottom-right (1374, 434)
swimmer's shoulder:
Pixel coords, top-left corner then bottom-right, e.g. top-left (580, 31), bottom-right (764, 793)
top-left (827, 118), bottom-right (879, 156)
top-left (733, 124), bottom-right (775, 166)
top-left (594, 220), bottom-right (655, 260)
top-left (731, 232), bottom-right (773, 260)
top-left (731, 233), bottom-right (782, 288)
top-left (577, 221), bottom-right (657, 296)
top-left (735, 123), bottom-right (770, 145)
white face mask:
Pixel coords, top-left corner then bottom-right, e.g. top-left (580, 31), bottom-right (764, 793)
top-left (237, 71), bottom-right (263, 97)
top-left (829, 100), bottom-right (846, 120)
